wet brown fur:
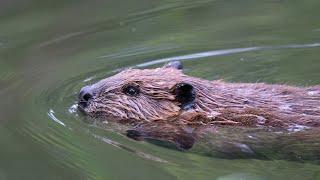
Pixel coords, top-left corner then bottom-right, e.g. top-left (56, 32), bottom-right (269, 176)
top-left (79, 64), bottom-right (320, 149)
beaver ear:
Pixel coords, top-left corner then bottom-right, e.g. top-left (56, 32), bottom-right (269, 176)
top-left (173, 83), bottom-right (196, 110)
top-left (163, 61), bottom-right (183, 70)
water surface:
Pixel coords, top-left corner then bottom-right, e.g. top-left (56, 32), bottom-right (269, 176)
top-left (1, 0), bottom-right (320, 179)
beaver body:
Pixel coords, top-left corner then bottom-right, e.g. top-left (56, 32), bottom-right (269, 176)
top-left (78, 61), bottom-right (320, 150)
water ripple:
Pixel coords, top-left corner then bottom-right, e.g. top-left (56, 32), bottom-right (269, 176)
top-left (92, 133), bottom-right (168, 163)
top-left (136, 43), bottom-right (320, 67)
top-left (48, 109), bottom-right (66, 127)
top-left (98, 44), bottom-right (178, 59)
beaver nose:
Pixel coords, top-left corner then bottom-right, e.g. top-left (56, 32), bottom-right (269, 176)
top-left (78, 86), bottom-right (93, 107)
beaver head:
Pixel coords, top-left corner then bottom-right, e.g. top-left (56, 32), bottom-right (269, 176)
top-left (78, 61), bottom-right (199, 124)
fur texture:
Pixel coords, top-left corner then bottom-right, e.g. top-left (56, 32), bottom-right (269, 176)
top-left (78, 63), bottom-right (320, 149)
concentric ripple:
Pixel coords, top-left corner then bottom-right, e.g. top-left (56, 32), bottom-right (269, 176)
top-left (2, 0), bottom-right (320, 179)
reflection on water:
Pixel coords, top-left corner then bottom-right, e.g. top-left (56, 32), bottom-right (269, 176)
top-left (1, 0), bottom-right (320, 179)
top-left (137, 43), bottom-right (320, 67)
top-left (48, 109), bottom-right (66, 127)
top-left (92, 133), bottom-right (168, 163)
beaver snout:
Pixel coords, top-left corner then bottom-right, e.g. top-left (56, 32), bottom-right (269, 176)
top-left (78, 85), bottom-right (93, 109)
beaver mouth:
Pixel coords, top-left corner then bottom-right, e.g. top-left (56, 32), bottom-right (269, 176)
top-left (77, 101), bottom-right (89, 114)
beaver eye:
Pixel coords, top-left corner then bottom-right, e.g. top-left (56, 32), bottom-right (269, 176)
top-left (123, 85), bottom-right (140, 96)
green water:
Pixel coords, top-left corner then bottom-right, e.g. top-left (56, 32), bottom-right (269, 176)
top-left (1, 0), bottom-right (320, 179)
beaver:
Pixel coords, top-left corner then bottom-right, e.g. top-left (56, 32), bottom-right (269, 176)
top-left (78, 61), bottom-right (320, 150)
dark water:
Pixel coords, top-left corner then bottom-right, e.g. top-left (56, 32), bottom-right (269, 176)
top-left (1, 0), bottom-right (320, 179)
